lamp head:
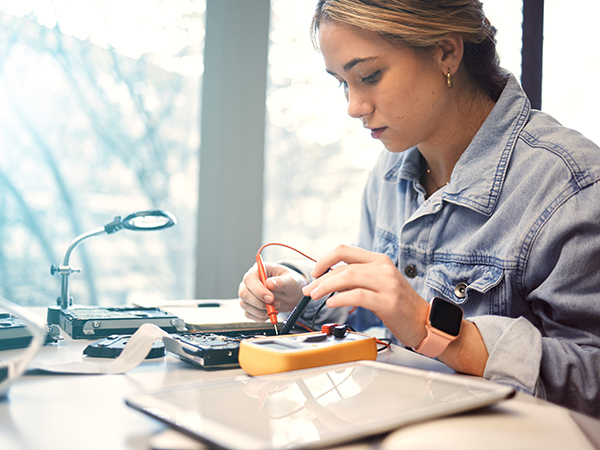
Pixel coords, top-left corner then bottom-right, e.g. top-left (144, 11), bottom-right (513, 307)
top-left (105, 210), bottom-right (177, 234)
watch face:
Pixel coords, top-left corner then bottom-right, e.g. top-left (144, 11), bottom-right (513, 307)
top-left (430, 298), bottom-right (463, 337)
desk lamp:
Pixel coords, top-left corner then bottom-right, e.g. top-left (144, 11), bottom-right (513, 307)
top-left (47, 210), bottom-right (176, 323)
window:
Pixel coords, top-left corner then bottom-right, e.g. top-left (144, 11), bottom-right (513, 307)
top-left (0, 0), bottom-right (204, 306)
top-left (543, 0), bottom-right (600, 145)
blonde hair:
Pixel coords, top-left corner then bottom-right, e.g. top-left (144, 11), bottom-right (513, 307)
top-left (311, 0), bottom-right (507, 100)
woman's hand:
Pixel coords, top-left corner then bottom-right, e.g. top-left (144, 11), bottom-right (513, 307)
top-left (302, 244), bottom-right (489, 376)
top-left (238, 262), bottom-right (308, 322)
top-left (301, 244), bottom-right (429, 348)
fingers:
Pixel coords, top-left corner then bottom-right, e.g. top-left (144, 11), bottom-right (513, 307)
top-left (303, 266), bottom-right (365, 302)
top-left (239, 264), bottom-right (274, 304)
top-left (238, 264), bottom-right (276, 323)
top-left (310, 244), bottom-right (378, 278)
top-left (305, 253), bottom-right (392, 299)
top-left (239, 298), bottom-right (269, 323)
top-left (302, 247), bottom-right (403, 319)
top-left (324, 289), bottom-right (372, 309)
top-left (238, 262), bottom-right (307, 318)
top-left (266, 270), bottom-right (302, 293)
top-left (238, 281), bottom-right (271, 320)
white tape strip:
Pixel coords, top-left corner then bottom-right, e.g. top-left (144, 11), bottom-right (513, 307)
top-left (30, 323), bottom-right (170, 374)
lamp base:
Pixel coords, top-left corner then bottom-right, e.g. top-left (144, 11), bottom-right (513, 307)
top-left (46, 305), bottom-right (62, 325)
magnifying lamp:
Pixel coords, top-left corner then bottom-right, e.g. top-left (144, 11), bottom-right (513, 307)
top-left (48, 210), bottom-right (176, 320)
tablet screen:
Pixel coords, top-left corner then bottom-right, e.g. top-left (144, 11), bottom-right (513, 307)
top-left (126, 361), bottom-right (515, 449)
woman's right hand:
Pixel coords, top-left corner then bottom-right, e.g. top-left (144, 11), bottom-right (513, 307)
top-left (238, 262), bottom-right (308, 322)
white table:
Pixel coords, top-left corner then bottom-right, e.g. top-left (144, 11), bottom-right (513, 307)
top-left (1, 318), bottom-right (599, 450)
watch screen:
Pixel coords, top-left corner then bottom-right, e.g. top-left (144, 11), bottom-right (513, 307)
top-left (430, 298), bottom-right (463, 337)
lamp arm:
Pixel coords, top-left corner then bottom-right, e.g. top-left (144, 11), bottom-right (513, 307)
top-left (61, 227), bottom-right (107, 267)
top-left (52, 226), bottom-right (108, 309)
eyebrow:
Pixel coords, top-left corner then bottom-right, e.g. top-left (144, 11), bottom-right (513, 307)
top-left (326, 56), bottom-right (379, 76)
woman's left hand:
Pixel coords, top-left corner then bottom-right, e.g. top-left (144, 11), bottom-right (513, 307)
top-left (301, 244), bottom-right (429, 348)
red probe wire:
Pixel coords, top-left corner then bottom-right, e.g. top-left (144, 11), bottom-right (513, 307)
top-left (255, 243), bottom-right (317, 335)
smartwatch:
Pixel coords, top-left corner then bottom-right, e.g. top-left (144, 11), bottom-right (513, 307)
top-left (413, 297), bottom-right (463, 358)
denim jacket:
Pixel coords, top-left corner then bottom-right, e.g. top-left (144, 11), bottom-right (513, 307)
top-left (310, 75), bottom-right (600, 417)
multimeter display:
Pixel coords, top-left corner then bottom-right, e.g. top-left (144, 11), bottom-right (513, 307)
top-left (239, 330), bottom-right (377, 376)
top-left (255, 341), bottom-right (297, 352)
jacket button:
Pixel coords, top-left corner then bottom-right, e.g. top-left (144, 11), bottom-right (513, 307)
top-left (404, 265), bottom-right (418, 278)
top-left (454, 282), bottom-right (468, 298)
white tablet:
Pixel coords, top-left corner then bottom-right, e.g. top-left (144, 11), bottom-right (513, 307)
top-left (125, 360), bottom-right (515, 450)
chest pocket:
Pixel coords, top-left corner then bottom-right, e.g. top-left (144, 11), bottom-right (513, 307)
top-left (372, 228), bottom-right (400, 265)
top-left (425, 263), bottom-right (504, 309)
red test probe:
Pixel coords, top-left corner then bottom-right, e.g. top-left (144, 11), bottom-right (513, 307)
top-left (256, 253), bottom-right (279, 335)
top-left (254, 243), bottom-right (318, 336)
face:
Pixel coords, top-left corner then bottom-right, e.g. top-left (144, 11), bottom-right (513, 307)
top-left (318, 21), bottom-right (452, 153)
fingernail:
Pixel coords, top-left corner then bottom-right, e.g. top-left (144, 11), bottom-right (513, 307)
top-left (270, 279), bottom-right (278, 289)
top-left (264, 294), bottom-right (273, 303)
top-left (302, 285), bottom-right (311, 296)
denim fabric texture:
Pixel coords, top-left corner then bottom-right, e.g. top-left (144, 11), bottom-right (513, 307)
top-left (309, 74), bottom-right (600, 417)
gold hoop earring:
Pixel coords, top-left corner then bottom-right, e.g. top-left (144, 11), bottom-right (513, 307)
top-left (446, 69), bottom-right (453, 89)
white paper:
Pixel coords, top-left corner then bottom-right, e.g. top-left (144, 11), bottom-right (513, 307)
top-left (30, 323), bottom-right (169, 374)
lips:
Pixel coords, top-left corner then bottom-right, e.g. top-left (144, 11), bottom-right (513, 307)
top-left (369, 127), bottom-right (387, 139)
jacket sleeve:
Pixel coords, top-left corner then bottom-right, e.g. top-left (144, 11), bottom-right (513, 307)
top-left (473, 181), bottom-right (600, 418)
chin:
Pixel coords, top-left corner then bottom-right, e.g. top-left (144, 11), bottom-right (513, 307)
top-left (383, 143), bottom-right (412, 154)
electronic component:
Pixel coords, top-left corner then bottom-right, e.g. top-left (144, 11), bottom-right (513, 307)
top-left (83, 334), bottom-right (166, 359)
top-left (164, 329), bottom-right (277, 370)
top-left (0, 315), bottom-right (33, 350)
top-left (238, 328), bottom-right (377, 376)
top-left (0, 315), bottom-right (61, 350)
top-left (58, 306), bottom-right (186, 339)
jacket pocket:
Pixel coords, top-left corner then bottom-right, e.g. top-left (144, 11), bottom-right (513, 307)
top-left (425, 263), bottom-right (504, 306)
top-left (372, 228), bottom-right (400, 265)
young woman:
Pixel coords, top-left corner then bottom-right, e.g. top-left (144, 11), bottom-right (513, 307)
top-left (238, 0), bottom-right (600, 418)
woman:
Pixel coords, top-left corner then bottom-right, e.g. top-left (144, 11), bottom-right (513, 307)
top-left (239, 0), bottom-right (600, 417)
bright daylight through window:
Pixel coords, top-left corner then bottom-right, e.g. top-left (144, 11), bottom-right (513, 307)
top-left (0, 0), bottom-right (204, 306)
top-left (542, 0), bottom-right (600, 146)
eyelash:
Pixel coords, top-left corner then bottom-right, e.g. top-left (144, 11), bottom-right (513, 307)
top-left (361, 71), bottom-right (381, 84)
top-left (337, 71), bottom-right (381, 89)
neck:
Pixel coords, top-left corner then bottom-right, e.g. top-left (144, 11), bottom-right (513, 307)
top-left (420, 91), bottom-right (495, 197)
top-left (421, 158), bottom-right (448, 198)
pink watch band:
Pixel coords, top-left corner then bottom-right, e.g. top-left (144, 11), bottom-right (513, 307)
top-left (412, 325), bottom-right (452, 358)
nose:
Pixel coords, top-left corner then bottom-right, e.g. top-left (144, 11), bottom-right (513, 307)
top-left (346, 88), bottom-right (372, 119)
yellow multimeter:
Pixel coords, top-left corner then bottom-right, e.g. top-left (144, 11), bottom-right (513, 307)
top-left (238, 327), bottom-right (377, 376)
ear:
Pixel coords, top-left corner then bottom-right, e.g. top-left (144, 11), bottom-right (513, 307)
top-left (435, 34), bottom-right (464, 78)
